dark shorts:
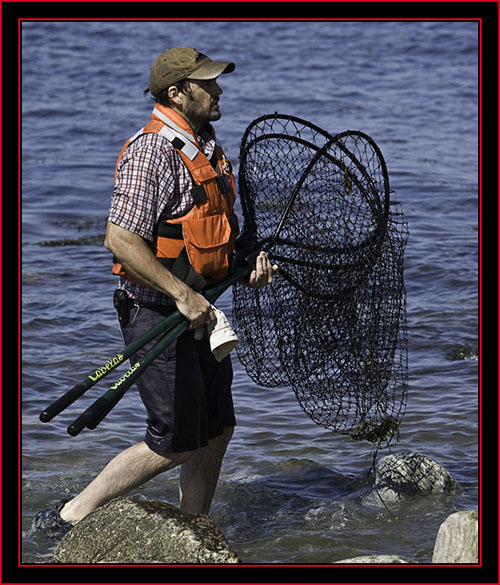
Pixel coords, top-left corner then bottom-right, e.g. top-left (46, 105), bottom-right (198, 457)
top-left (120, 302), bottom-right (236, 455)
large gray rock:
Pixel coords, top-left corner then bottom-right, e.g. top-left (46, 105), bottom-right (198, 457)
top-left (53, 497), bottom-right (240, 564)
top-left (432, 510), bottom-right (478, 563)
top-left (364, 453), bottom-right (460, 505)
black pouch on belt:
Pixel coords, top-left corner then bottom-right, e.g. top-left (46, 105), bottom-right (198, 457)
top-left (113, 289), bottom-right (131, 327)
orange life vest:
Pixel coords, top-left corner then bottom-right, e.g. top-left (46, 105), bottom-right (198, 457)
top-left (112, 105), bottom-right (239, 289)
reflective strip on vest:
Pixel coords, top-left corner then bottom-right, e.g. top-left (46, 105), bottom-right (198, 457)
top-left (158, 125), bottom-right (199, 161)
top-left (152, 107), bottom-right (199, 151)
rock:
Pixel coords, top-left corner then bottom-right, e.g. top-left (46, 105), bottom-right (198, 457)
top-left (335, 555), bottom-right (409, 563)
top-left (365, 453), bottom-right (460, 505)
top-left (53, 497), bottom-right (240, 564)
top-left (432, 510), bottom-right (478, 563)
top-left (276, 458), bottom-right (323, 473)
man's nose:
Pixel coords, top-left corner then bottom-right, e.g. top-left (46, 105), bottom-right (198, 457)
top-left (212, 80), bottom-right (223, 96)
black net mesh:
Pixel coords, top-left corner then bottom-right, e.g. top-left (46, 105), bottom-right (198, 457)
top-left (232, 114), bottom-right (409, 447)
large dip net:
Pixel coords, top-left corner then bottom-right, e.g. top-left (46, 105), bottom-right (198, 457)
top-left (232, 114), bottom-right (409, 448)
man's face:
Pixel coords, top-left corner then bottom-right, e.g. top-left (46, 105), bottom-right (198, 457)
top-left (181, 78), bottom-right (223, 128)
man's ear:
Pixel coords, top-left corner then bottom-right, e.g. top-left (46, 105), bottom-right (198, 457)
top-left (167, 85), bottom-right (183, 106)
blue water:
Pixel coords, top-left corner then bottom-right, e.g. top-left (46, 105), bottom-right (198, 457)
top-left (21, 20), bottom-right (479, 564)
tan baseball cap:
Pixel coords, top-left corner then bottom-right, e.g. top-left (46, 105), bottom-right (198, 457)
top-left (148, 47), bottom-right (235, 95)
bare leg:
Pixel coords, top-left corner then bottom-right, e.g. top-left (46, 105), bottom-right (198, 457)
top-left (60, 441), bottom-right (193, 524)
top-left (179, 426), bottom-right (234, 515)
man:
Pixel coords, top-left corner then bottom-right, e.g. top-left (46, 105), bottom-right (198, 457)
top-left (36, 47), bottom-right (276, 535)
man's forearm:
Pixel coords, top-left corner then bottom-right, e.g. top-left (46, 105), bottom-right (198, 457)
top-left (105, 222), bottom-right (190, 301)
top-left (104, 221), bottom-right (213, 328)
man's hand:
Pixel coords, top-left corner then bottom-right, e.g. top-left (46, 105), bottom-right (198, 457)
top-left (247, 251), bottom-right (278, 287)
top-left (174, 289), bottom-right (215, 331)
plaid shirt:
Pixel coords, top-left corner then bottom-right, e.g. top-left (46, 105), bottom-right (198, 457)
top-left (108, 126), bottom-right (216, 305)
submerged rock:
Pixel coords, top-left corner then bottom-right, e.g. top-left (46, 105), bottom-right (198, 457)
top-left (365, 453), bottom-right (460, 505)
top-left (335, 555), bottom-right (409, 564)
top-left (53, 497), bottom-right (240, 564)
top-left (275, 458), bottom-right (323, 474)
top-left (432, 510), bottom-right (478, 563)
